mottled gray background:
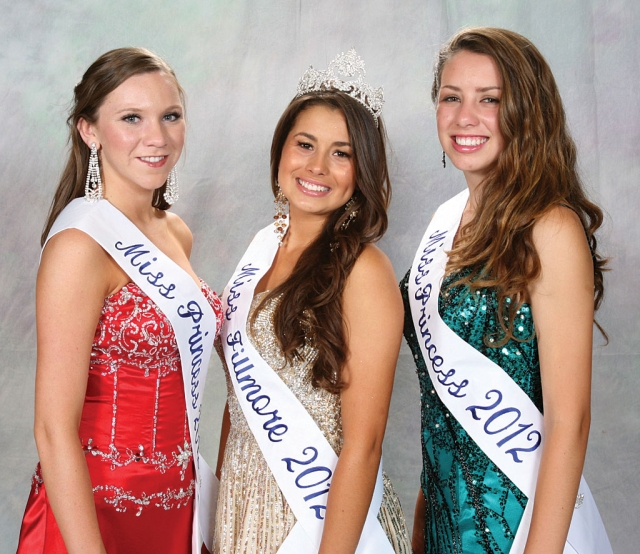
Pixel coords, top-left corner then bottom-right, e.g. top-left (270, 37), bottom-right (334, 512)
top-left (1, 1), bottom-right (638, 552)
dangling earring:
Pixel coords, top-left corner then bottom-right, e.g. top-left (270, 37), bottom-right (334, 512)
top-left (442, 150), bottom-right (446, 169)
top-left (163, 167), bottom-right (179, 205)
top-left (84, 143), bottom-right (102, 202)
top-left (274, 185), bottom-right (288, 245)
top-left (341, 197), bottom-right (358, 230)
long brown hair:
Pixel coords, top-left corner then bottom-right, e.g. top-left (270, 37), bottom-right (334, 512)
top-left (432, 27), bottom-right (607, 342)
top-left (41, 47), bottom-right (185, 245)
top-left (260, 91), bottom-right (390, 393)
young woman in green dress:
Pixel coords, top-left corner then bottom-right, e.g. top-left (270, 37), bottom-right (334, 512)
top-left (403, 27), bottom-right (609, 554)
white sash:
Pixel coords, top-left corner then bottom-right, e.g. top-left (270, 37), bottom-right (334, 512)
top-left (45, 198), bottom-right (218, 553)
top-left (407, 189), bottom-right (611, 553)
top-left (221, 222), bottom-right (393, 553)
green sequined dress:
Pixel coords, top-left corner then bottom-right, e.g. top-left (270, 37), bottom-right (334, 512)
top-left (401, 270), bottom-right (543, 554)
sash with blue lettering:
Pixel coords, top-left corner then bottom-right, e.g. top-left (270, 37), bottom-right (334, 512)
top-left (407, 189), bottom-right (611, 554)
top-left (221, 220), bottom-right (393, 553)
top-left (45, 198), bottom-right (219, 553)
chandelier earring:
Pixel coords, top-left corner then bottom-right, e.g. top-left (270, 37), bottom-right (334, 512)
top-left (84, 143), bottom-right (103, 202)
top-left (274, 185), bottom-right (289, 245)
top-left (341, 197), bottom-right (358, 230)
top-left (442, 150), bottom-right (446, 169)
top-left (163, 167), bottom-right (179, 205)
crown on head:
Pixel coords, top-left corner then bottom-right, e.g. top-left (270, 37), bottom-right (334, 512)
top-left (295, 49), bottom-right (384, 127)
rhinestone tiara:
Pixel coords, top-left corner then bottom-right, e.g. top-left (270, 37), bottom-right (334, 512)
top-left (295, 49), bottom-right (384, 126)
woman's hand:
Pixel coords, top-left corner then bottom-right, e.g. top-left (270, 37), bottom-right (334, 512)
top-left (318, 245), bottom-right (404, 554)
top-left (34, 229), bottom-right (118, 554)
top-left (411, 490), bottom-right (426, 553)
top-left (524, 207), bottom-right (594, 554)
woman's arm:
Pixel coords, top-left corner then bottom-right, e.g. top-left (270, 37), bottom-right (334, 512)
top-left (318, 245), bottom-right (404, 554)
top-left (412, 489), bottom-right (426, 553)
top-left (34, 230), bottom-right (116, 554)
top-left (523, 207), bottom-right (595, 553)
top-left (215, 402), bottom-right (231, 479)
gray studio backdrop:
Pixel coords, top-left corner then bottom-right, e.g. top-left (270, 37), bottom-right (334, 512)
top-left (2, 1), bottom-right (638, 552)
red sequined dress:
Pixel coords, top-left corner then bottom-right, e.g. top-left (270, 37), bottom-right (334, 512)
top-left (17, 280), bottom-right (223, 553)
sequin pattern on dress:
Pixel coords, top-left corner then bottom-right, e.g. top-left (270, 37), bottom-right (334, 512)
top-left (18, 280), bottom-right (224, 553)
top-left (401, 269), bottom-right (542, 554)
top-left (214, 292), bottom-right (411, 553)
top-left (81, 281), bottom-right (223, 513)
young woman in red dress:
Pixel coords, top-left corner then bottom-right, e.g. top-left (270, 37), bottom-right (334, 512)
top-left (17, 47), bottom-right (223, 554)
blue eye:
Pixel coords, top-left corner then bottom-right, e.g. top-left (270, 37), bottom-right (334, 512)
top-left (122, 114), bottom-right (140, 123)
top-left (164, 112), bottom-right (182, 121)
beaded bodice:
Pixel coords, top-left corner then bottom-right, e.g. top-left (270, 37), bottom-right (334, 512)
top-left (224, 292), bottom-right (343, 454)
top-left (77, 280), bottom-right (223, 514)
top-left (215, 291), bottom-right (411, 553)
top-left (20, 279), bottom-right (223, 552)
top-left (402, 269), bottom-right (542, 554)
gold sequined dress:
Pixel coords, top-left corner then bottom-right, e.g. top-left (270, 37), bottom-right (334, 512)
top-left (214, 292), bottom-right (411, 553)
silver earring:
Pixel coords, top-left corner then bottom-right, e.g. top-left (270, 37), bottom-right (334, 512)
top-left (274, 185), bottom-right (288, 245)
top-left (341, 197), bottom-right (358, 230)
top-left (442, 150), bottom-right (446, 169)
top-left (84, 143), bottom-right (102, 202)
top-left (163, 167), bottom-right (179, 205)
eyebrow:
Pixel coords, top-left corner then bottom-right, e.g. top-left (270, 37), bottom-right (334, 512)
top-left (440, 85), bottom-right (502, 93)
top-left (294, 132), bottom-right (351, 148)
top-left (113, 104), bottom-right (183, 114)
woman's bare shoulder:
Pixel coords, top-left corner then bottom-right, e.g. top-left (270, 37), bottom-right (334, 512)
top-left (41, 228), bottom-right (110, 269)
top-left (350, 244), bottom-right (395, 282)
top-left (344, 243), bottom-right (402, 316)
top-left (39, 228), bottom-right (114, 301)
top-left (532, 205), bottom-right (586, 249)
top-left (164, 211), bottom-right (194, 256)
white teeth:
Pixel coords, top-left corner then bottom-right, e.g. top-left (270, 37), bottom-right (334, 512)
top-left (455, 136), bottom-right (488, 146)
top-left (299, 179), bottom-right (329, 192)
top-left (141, 156), bottom-right (165, 162)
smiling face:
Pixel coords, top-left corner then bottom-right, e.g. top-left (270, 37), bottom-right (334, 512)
top-left (277, 104), bottom-right (356, 223)
top-left (78, 71), bottom-right (185, 200)
top-left (436, 50), bottom-right (505, 188)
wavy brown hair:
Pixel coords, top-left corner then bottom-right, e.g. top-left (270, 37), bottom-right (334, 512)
top-left (41, 47), bottom-right (185, 246)
top-left (432, 27), bottom-right (607, 342)
top-left (258, 91), bottom-right (390, 393)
